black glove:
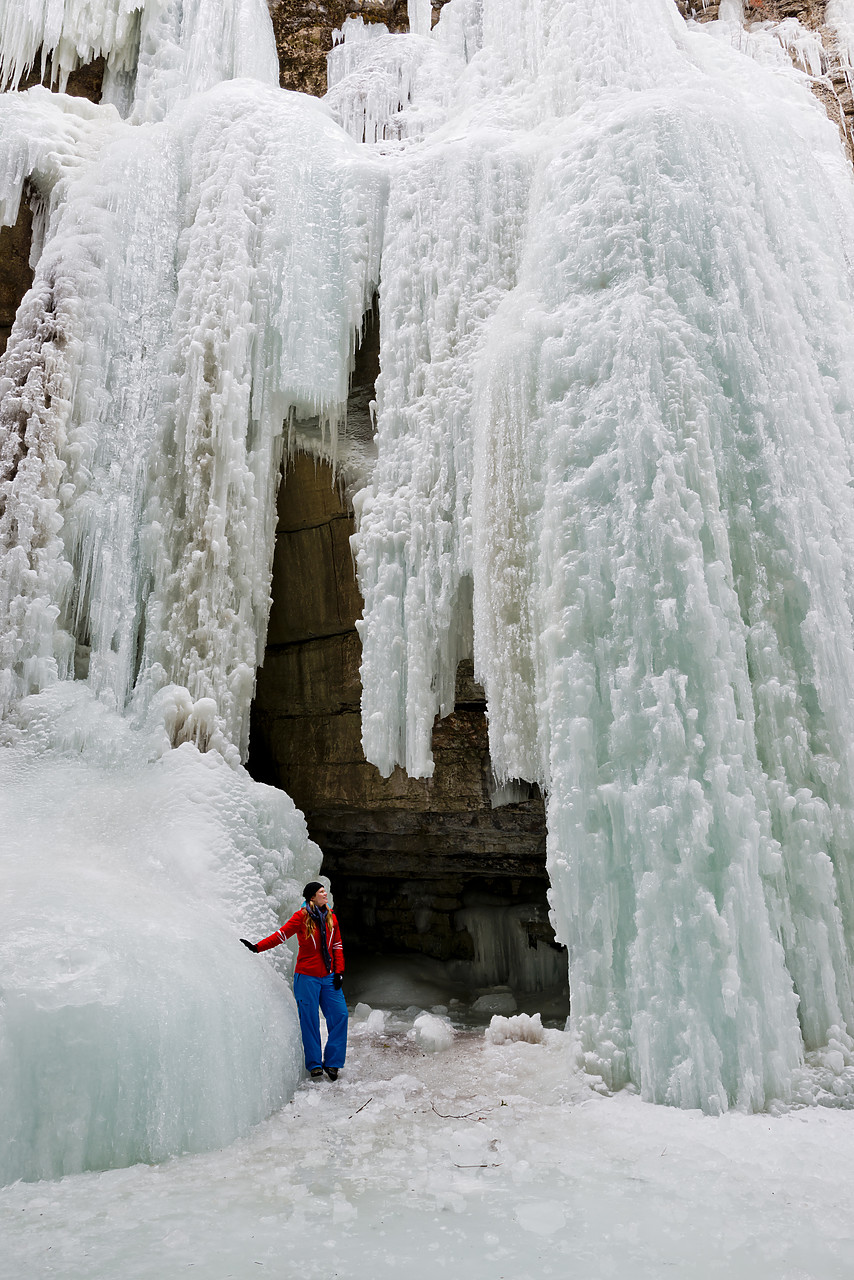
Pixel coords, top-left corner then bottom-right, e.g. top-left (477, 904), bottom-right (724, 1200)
top-left (240, 938), bottom-right (259, 953)
top-left (333, 973), bottom-right (343, 990)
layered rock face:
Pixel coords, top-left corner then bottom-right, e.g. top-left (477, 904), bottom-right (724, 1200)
top-left (0, 205), bottom-right (32, 358)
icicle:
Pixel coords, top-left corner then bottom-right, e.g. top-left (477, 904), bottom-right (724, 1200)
top-left (0, 0), bottom-right (145, 92)
top-left (828, 0), bottom-right (854, 92)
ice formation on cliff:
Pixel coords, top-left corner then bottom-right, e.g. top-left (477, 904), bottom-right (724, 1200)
top-left (0, 0), bottom-right (382, 1182)
top-left (5, 0), bottom-right (854, 1191)
top-left (349, 0), bottom-right (854, 1112)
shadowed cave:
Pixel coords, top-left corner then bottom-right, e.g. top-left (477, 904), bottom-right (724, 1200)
top-left (248, 326), bottom-right (568, 1018)
top-left (0, 73), bottom-right (568, 1019)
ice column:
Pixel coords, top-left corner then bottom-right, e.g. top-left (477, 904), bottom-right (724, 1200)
top-left (409, 0), bottom-right (433, 37)
top-left (355, 0), bottom-right (854, 1109)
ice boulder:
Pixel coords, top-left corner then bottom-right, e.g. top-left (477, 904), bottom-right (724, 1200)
top-left (412, 1012), bottom-right (454, 1053)
top-left (486, 1012), bottom-right (546, 1046)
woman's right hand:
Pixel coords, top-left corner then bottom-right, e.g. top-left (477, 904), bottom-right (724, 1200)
top-left (240, 938), bottom-right (259, 953)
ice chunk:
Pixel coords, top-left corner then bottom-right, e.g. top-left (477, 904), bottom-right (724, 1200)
top-left (365, 1008), bottom-right (387, 1035)
top-left (412, 1011), bottom-right (454, 1051)
top-left (472, 991), bottom-right (517, 1016)
top-left (486, 1012), bottom-right (546, 1045)
top-left (515, 1200), bottom-right (567, 1236)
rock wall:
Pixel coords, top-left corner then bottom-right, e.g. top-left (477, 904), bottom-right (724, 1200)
top-left (0, 204), bottom-right (32, 358)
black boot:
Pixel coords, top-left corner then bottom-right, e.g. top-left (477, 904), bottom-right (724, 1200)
top-left (310, 1067), bottom-right (324, 1080)
top-left (324, 1066), bottom-right (339, 1081)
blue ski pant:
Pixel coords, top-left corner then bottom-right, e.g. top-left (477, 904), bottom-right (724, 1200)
top-left (293, 972), bottom-right (348, 1071)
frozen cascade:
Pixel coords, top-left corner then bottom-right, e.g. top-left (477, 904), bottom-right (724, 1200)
top-left (5, 0), bottom-right (854, 1194)
top-left (325, 16), bottom-right (452, 145)
top-left (408, 0), bottom-right (433, 39)
top-left (0, 0), bottom-right (383, 1182)
top-left (828, 0), bottom-right (854, 91)
top-left (353, 0), bottom-right (854, 1111)
top-left (0, 0), bottom-right (278, 113)
top-left (0, 40), bottom-right (384, 749)
top-left (454, 904), bottom-right (567, 993)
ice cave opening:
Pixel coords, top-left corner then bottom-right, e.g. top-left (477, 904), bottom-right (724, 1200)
top-left (247, 422), bottom-right (569, 1020)
top-left (242, 289), bottom-right (569, 1016)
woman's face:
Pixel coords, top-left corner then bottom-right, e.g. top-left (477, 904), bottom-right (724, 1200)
top-left (311, 886), bottom-right (329, 909)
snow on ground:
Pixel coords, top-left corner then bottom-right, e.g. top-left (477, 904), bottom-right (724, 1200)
top-left (2, 1003), bottom-right (854, 1280)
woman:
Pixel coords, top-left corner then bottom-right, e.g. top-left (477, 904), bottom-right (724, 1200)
top-left (240, 881), bottom-right (347, 1080)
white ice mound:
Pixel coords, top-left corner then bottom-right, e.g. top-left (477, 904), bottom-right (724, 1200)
top-left (354, 0), bottom-right (854, 1111)
top-left (486, 1013), bottom-right (546, 1046)
top-left (0, 684), bottom-right (320, 1185)
top-left (412, 1011), bottom-right (454, 1052)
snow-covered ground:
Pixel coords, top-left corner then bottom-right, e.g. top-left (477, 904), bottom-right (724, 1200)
top-left (3, 1001), bottom-right (853, 1280)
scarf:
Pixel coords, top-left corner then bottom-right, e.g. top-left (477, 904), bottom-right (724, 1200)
top-left (307, 903), bottom-right (333, 973)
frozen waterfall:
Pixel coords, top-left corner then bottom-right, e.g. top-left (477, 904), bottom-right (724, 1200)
top-left (349, 0), bottom-right (854, 1112)
top-left (4, 0), bottom-right (854, 1189)
top-left (0, 0), bottom-right (382, 1182)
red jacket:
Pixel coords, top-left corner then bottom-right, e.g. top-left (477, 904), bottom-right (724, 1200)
top-left (257, 908), bottom-right (344, 977)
